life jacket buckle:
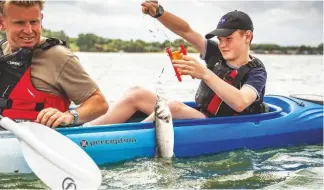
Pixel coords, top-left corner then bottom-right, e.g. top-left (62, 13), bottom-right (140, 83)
top-left (0, 98), bottom-right (12, 109)
top-left (40, 38), bottom-right (66, 50)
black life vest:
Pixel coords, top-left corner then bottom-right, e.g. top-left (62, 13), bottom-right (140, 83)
top-left (195, 56), bottom-right (268, 117)
top-left (0, 38), bottom-right (71, 122)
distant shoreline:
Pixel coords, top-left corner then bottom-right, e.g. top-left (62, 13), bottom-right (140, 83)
top-left (1, 28), bottom-right (322, 55)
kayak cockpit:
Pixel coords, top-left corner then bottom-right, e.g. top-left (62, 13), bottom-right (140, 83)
top-left (125, 101), bottom-right (284, 124)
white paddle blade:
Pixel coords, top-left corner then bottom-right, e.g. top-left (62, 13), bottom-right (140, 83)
top-left (19, 122), bottom-right (102, 189)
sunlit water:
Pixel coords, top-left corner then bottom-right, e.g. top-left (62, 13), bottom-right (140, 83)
top-left (1, 53), bottom-right (323, 189)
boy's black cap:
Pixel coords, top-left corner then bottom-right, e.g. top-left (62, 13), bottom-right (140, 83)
top-left (205, 10), bottom-right (253, 39)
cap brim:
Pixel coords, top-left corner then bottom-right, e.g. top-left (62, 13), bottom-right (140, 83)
top-left (205, 28), bottom-right (236, 39)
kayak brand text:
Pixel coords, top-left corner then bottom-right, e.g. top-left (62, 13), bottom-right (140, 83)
top-left (80, 138), bottom-right (137, 148)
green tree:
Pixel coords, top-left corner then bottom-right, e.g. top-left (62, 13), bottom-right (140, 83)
top-left (76, 33), bottom-right (104, 52)
top-left (317, 43), bottom-right (323, 54)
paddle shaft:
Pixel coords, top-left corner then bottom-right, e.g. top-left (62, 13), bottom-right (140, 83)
top-left (0, 116), bottom-right (94, 182)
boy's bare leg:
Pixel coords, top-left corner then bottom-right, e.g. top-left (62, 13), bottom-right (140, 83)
top-left (142, 100), bottom-right (206, 122)
top-left (88, 86), bottom-right (157, 125)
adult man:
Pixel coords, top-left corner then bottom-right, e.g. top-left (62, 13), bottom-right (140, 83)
top-left (0, 0), bottom-right (108, 128)
top-left (88, 2), bottom-right (267, 125)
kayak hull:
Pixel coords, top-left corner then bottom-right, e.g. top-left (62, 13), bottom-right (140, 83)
top-left (0, 95), bottom-right (322, 173)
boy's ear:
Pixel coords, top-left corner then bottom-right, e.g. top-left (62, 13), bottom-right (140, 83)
top-left (245, 30), bottom-right (253, 44)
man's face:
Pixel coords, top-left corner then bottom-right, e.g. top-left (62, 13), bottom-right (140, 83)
top-left (217, 30), bottom-right (251, 62)
top-left (0, 3), bottom-right (43, 51)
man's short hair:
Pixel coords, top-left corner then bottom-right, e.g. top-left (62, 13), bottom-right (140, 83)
top-left (0, 0), bottom-right (44, 16)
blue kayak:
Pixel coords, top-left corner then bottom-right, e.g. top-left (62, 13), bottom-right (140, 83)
top-left (55, 95), bottom-right (323, 166)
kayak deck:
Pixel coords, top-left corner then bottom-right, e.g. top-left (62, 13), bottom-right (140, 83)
top-left (58, 95), bottom-right (323, 166)
top-left (0, 95), bottom-right (322, 173)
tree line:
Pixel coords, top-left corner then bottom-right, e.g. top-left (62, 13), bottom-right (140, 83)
top-left (1, 28), bottom-right (323, 55)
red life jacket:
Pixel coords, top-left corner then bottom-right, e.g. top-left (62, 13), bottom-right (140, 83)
top-left (206, 69), bottom-right (238, 115)
top-left (195, 57), bottom-right (268, 117)
top-left (0, 38), bottom-right (71, 122)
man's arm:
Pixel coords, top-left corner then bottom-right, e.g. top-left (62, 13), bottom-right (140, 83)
top-left (141, 2), bottom-right (206, 54)
top-left (36, 90), bottom-right (108, 128)
top-left (36, 53), bottom-right (109, 128)
top-left (73, 90), bottom-right (108, 124)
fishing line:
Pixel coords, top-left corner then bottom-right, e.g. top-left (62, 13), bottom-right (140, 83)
top-left (142, 13), bottom-right (165, 95)
top-left (141, 1), bottom-right (175, 98)
top-left (155, 68), bottom-right (164, 98)
top-left (142, 1), bottom-right (173, 50)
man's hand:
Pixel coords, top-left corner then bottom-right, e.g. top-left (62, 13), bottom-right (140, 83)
top-left (36, 108), bottom-right (74, 128)
top-left (141, 1), bottom-right (159, 17)
top-left (172, 55), bottom-right (208, 80)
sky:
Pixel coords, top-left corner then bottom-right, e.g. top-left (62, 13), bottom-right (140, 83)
top-left (42, 0), bottom-right (324, 46)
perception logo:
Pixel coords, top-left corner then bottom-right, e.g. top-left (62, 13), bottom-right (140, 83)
top-left (80, 140), bottom-right (88, 148)
top-left (62, 177), bottom-right (76, 190)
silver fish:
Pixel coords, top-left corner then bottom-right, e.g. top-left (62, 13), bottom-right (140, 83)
top-left (154, 96), bottom-right (174, 158)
